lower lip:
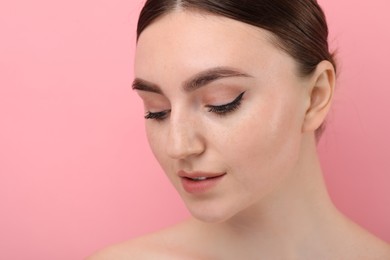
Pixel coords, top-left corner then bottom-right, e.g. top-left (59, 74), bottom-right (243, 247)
top-left (180, 175), bottom-right (225, 194)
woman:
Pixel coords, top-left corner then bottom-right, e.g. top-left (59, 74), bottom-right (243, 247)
top-left (89, 0), bottom-right (390, 258)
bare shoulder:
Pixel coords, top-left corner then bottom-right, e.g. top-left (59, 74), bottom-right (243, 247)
top-left (85, 237), bottom-right (170, 260)
top-left (86, 240), bottom-right (145, 259)
top-left (86, 219), bottom-right (204, 260)
top-left (358, 236), bottom-right (390, 259)
top-left (341, 223), bottom-right (390, 260)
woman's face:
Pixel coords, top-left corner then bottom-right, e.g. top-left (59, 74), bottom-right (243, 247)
top-left (134, 11), bottom-right (311, 222)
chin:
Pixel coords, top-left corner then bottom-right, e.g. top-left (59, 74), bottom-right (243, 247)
top-left (186, 202), bottom-right (239, 224)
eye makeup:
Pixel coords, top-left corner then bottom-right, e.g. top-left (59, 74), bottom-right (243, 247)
top-left (144, 110), bottom-right (170, 121)
top-left (206, 91), bottom-right (245, 116)
top-left (144, 91), bottom-right (246, 121)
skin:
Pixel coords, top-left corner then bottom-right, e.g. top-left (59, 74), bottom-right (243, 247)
top-left (88, 10), bottom-right (390, 260)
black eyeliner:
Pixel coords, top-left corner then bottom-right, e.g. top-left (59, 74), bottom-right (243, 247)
top-left (144, 110), bottom-right (170, 120)
top-left (206, 91), bottom-right (245, 114)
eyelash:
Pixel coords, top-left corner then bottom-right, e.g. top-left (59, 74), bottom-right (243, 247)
top-left (144, 110), bottom-right (170, 121)
top-left (144, 91), bottom-right (245, 121)
top-left (206, 91), bottom-right (245, 115)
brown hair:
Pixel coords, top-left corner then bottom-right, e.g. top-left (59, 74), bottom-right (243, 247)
top-left (136, 0), bottom-right (336, 138)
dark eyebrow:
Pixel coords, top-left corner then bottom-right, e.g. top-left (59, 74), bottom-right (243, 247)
top-left (132, 67), bottom-right (251, 94)
top-left (183, 67), bottom-right (251, 92)
top-left (132, 78), bottom-right (162, 94)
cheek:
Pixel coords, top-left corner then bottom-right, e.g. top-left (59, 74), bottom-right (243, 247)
top-left (145, 124), bottom-right (168, 167)
top-left (220, 96), bottom-right (304, 189)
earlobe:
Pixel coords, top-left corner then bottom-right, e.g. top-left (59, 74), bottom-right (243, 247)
top-left (302, 60), bottom-right (336, 133)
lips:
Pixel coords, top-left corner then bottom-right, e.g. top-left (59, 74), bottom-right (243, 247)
top-left (178, 170), bottom-right (226, 194)
top-left (178, 170), bottom-right (226, 179)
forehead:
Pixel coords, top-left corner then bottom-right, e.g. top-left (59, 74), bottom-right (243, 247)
top-left (134, 10), bottom-right (295, 84)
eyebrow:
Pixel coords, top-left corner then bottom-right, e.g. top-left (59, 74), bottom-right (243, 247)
top-left (132, 67), bottom-right (252, 94)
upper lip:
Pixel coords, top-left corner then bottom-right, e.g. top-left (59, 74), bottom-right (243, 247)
top-left (178, 170), bottom-right (226, 178)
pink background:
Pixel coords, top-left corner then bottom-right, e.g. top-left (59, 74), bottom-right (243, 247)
top-left (1, 0), bottom-right (389, 259)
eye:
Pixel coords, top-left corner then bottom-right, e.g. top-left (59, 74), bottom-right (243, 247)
top-left (206, 91), bottom-right (245, 115)
top-left (144, 110), bottom-right (170, 121)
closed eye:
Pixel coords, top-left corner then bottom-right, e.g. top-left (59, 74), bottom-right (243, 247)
top-left (144, 110), bottom-right (170, 121)
top-left (206, 91), bottom-right (245, 115)
top-left (144, 91), bottom-right (245, 121)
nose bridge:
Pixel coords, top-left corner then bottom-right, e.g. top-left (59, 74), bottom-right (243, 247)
top-left (166, 108), bottom-right (204, 159)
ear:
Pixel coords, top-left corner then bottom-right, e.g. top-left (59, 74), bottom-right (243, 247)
top-left (302, 60), bottom-right (336, 133)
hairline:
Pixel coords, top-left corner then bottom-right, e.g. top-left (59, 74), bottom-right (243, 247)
top-left (136, 7), bottom-right (307, 78)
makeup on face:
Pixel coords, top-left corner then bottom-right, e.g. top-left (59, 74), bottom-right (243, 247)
top-left (178, 170), bottom-right (227, 194)
top-left (134, 11), bottom-right (308, 222)
top-left (133, 68), bottom-right (251, 122)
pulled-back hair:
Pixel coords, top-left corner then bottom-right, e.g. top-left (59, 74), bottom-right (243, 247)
top-left (136, 0), bottom-right (336, 138)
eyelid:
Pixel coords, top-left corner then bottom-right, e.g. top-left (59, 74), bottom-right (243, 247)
top-left (144, 109), bottom-right (170, 120)
top-left (205, 91), bottom-right (245, 110)
top-left (144, 91), bottom-right (245, 120)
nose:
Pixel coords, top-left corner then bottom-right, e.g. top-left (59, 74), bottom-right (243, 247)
top-left (166, 114), bottom-right (205, 160)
